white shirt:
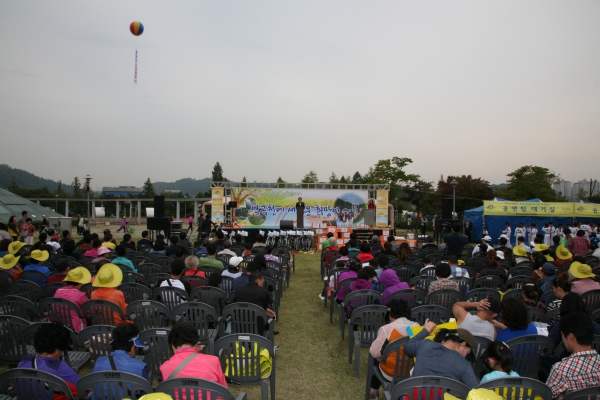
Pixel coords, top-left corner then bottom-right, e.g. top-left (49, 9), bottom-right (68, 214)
top-left (502, 227), bottom-right (512, 238)
top-left (45, 240), bottom-right (61, 251)
top-left (514, 227), bottom-right (526, 239)
top-left (472, 243), bottom-right (493, 256)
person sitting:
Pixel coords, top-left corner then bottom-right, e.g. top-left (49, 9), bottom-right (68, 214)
top-left (222, 256), bottom-right (243, 279)
top-left (480, 249), bottom-right (503, 273)
top-left (91, 263), bottom-right (133, 326)
top-left (428, 262), bottom-right (460, 294)
top-left (382, 242), bottom-right (396, 258)
top-left (447, 255), bottom-right (470, 278)
top-left (568, 230), bottom-right (591, 258)
top-left (232, 260), bottom-right (261, 291)
top-left (150, 234), bottom-right (167, 254)
top-left (321, 232), bottom-right (334, 250)
top-left (160, 259), bottom-right (191, 294)
top-left (324, 237), bottom-right (340, 253)
top-left (160, 322), bottom-right (227, 385)
top-left (357, 243), bottom-right (373, 263)
top-left (120, 233), bottom-right (136, 251)
top-left (368, 299), bottom-right (419, 399)
top-left (193, 232), bottom-right (208, 248)
top-left (443, 223), bottom-right (469, 257)
top-left (178, 232), bottom-right (191, 249)
top-left (198, 243), bottom-right (224, 270)
top-left (546, 312), bottom-right (600, 399)
top-left (242, 242), bottom-right (253, 256)
top-left (92, 246), bottom-right (112, 266)
top-left (183, 255), bottom-right (206, 278)
top-left (165, 235), bottom-right (180, 256)
top-left (23, 250), bottom-right (52, 285)
top-left (547, 272), bottom-right (572, 312)
top-left (59, 230), bottom-right (74, 248)
top-left (555, 245), bottom-right (573, 270)
top-left (77, 234), bottom-right (93, 254)
top-left (233, 271), bottom-right (276, 334)
top-left (535, 243), bottom-right (555, 262)
top-left (496, 236), bottom-right (511, 254)
top-left (472, 236), bottom-right (493, 257)
top-left (420, 257), bottom-right (434, 275)
top-left (369, 235), bottom-right (383, 253)
top-left (534, 262), bottom-right (556, 294)
top-left (61, 240), bottom-right (79, 262)
top-left (374, 254), bottom-right (389, 279)
top-left (252, 234), bottom-right (266, 248)
top-left (102, 233), bottom-right (116, 250)
top-left (380, 268), bottom-right (409, 305)
top-left (112, 245), bottom-right (138, 272)
top-left (522, 284), bottom-right (547, 313)
top-left (387, 235), bottom-right (400, 252)
top-left (421, 236), bottom-right (438, 250)
top-left (218, 240), bottom-right (237, 257)
top-left (453, 298), bottom-right (500, 342)
top-left (494, 298), bottom-right (538, 342)
top-left (18, 323), bottom-right (79, 397)
top-left (404, 322), bottom-right (479, 390)
top-left (396, 243), bottom-right (415, 267)
top-left (93, 324), bottom-right (148, 380)
top-left (570, 261), bottom-right (600, 295)
top-left (480, 341), bottom-right (519, 383)
top-left (548, 292), bottom-right (600, 348)
top-left (47, 259), bottom-right (70, 284)
top-left (84, 238), bottom-right (102, 258)
top-left (212, 230), bottom-right (225, 248)
top-left (137, 230), bottom-right (153, 249)
top-left (347, 267), bottom-right (378, 316)
top-left (335, 258), bottom-right (362, 303)
top-left (54, 267), bottom-right (91, 332)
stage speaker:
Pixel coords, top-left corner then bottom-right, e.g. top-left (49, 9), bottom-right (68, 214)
top-left (280, 220), bottom-right (294, 230)
top-left (154, 196), bottom-right (165, 218)
top-left (147, 217), bottom-right (170, 231)
top-left (442, 198), bottom-right (453, 220)
top-left (228, 201), bottom-right (237, 208)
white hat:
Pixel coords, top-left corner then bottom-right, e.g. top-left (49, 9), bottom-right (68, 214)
top-left (498, 234), bottom-right (508, 240)
top-left (483, 236), bottom-right (492, 242)
top-left (229, 257), bottom-right (243, 267)
top-left (496, 250), bottom-right (505, 260)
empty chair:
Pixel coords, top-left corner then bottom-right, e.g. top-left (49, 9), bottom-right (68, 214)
top-left (509, 266), bottom-right (534, 277)
top-left (156, 378), bottom-right (247, 400)
top-left (171, 302), bottom-right (219, 354)
top-left (221, 302), bottom-right (274, 343)
top-left (348, 305), bottom-right (388, 377)
top-left (9, 280), bottom-right (43, 303)
top-left (190, 286), bottom-right (228, 315)
top-left (562, 386), bottom-right (600, 400)
top-left (121, 271), bottom-right (147, 286)
top-left (214, 333), bottom-right (276, 400)
top-left (152, 286), bottom-right (188, 312)
top-left (0, 316), bottom-right (30, 367)
top-left (78, 325), bottom-right (115, 367)
top-left (505, 276), bottom-right (535, 291)
top-left (76, 371), bottom-right (153, 400)
top-left (473, 275), bottom-right (504, 291)
top-left (411, 305), bottom-right (452, 325)
top-left (393, 266), bottom-right (419, 283)
top-left (137, 263), bottom-right (163, 280)
top-left (138, 327), bottom-right (172, 382)
top-left (0, 295), bottom-right (38, 321)
top-left (477, 376), bottom-right (552, 399)
top-left (408, 275), bottom-right (436, 293)
top-left (581, 290), bottom-right (600, 315)
top-left (127, 300), bottom-right (171, 330)
top-left (426, 289), bottom-right (465, 313)
top-left (82, 300), bottom-right (125, 326)
top-left (505, 334), bottom-right (554, 379)
top-left (479, 267), bottom-right (507, 281)
top-left (0, 368), bottom-right (75, 400)
top-left (391, 376), bottom-right (470, 400)
top-left (117, 282), bottom-right (151, 303)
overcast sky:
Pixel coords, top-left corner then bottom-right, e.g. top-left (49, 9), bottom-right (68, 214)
top-left (1, 1), bottom-right (598, 190)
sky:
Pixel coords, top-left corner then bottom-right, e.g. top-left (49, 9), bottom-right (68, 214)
top-left (1, 1), bottom-right (599, 191)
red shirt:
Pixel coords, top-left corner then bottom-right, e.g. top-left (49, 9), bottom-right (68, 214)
top-left (357, 253), bottom-right (373, 262)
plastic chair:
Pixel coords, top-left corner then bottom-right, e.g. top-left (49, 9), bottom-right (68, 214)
top-left (40, 282), bottom-right (66, 299)
top-left (562, 385), bottom-right (600, 400)
top-left (477, 376), bottom-right (553, 399)
top-left (581, 289), bottom-right (600, 315)
top-left (408, 275), bottom-right (436, 293)
top-left (19, 271), bottom-right (48, 288)
top-left (221, 302), bottom-right (274, 343)
top-left (75, 370), bottom-right (153, 400)
top-left (126, 300), bottom-right (170, 330)
top-left (83, 299), bottom-right (127, 326)
top-left (0, 316), bottom-right (30, 367)
top-left (509, 266), bottom-right (534, 277)
top-left (465, 288), bottom-right (501, 304)
top-left (348, 305), bottom-right (387, 377)
top-left (214, 333), bottom-right (276, 400)
top-left (539, 290), bottom-right (556, 307)
top-left (148, 273), bottom-right (171, 289)
top-left (471, 336), bottom-right (492, 378)
top-left (22, 323), bottom-right (89, 373)
top-left (156, 377), bottom-right (247, 400)
top-left (190, 286), bottom-right (228, 315)
top-left (171, 302), bottom-right (219, 354)
top-left (9, 280), bottom-right (43, 303)
top-left (393, 266), bottom-right (419, 284)
top-left (527, 306), bottom-right (546, 323)
top-left (502, 289), bottom-right (523, 301)
top-left (0, 368), bottom-right (75, 400)
top-left (330, 278), bottom-right (356, 324)
top-left (136, 263), bottom-right (163, 280)
top-left (38, 297), bottom-right (84, 332)
top-left (419, 266), bottom-right (436, 277)
top-left (339, 290), bottom-right (383, 340)
top-left (180, 275), bottom-right (209, 290)
top-left (152, 286), bottom-right (188, 312)
top-left (322, 267), bottom-right (349, 309)
top-left (391, 376), bottom-right (470, 400)
top-left (386, 289), bottom-right (426, 308)
top-left (505, 334), bottom-right (554, 378)
top-left (411, 305), bottom-right (452, 325)
top-left (221, 276), bottom-right (235, 302)
top-left (505, 276), bottom-right (535, 291)
top-left (473, 276), bottom-right (505, 291)
top-left (0, 295), bottom-right (38, 321)
top-left (364, 336), bottom-right (414, 400)
top-left (117, 282), bottom-right (151, 303)
top-left (542, 308), bottom-right (560, 325)
top-left (79, 256), bottom-right (95, 265)
top-left (426, 289), bottom-right (465, 313)
top-left (138, 327), bottom-right (172, 382)
top-left (0, 270), bottom-right (15, 294)
top-left (121, 271), bottom-right (148, 286)
top-left (78, 325), bottom-right (114, 367)
top-left (479, 267), bottom-right (507, 281)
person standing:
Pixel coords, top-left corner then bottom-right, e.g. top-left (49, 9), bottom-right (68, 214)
top-left (443, 223), bottom-right (468, 257)
top-left (464, 217), bottom-right (473, 243)
top-left (116, 216), bottom-right (127, 233)
top-left (295, 197), bottom-right (305, 208)
top-left (420, 215), bottom-right (428, 236)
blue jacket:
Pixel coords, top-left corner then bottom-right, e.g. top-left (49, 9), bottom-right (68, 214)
top-left (93, 350), bottom-right (148, 381)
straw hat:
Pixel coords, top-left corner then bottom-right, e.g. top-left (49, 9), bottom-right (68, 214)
top-left (513, 246), bottom-right (527, 257)
top-left (0, 254), bottom-right (20, 270)
top-left (64, 267), bottom-right (91, 284)
top-left (8, 241), bottom-right (25, 255)
top-left (92, 263), bottom-right (123, 288)
top-left (534, 244), bottom-right (549, 252)
top-left (30, 250), bottom-right (49, 262)
top-left (555, 245), bottom-right (572, 260)
top-left (570, 261), bottom-right (596, 279)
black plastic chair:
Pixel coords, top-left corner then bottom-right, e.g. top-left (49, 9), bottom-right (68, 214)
top-left (0, 295), bottom-right (38, 321)
top-left (473, 275), bottom-right (504, 291)
top-left (137, 263), bottom-right (163, 280)
top-left (0, 316), bottom-right (30, 367)
top-left (0, 270), bottom-right (15, 294)
top-left (214, 333), bottom-right (276, 400)
top-left (117, 282), bottom-right (151, 303)
top-left (425, 289), bottom-right (465, 313)
top-left (127, 300), bottom-right (171, 330)
top-left (411, 305), bottom-right (452, 325)
top-left (391, 376), bottom-right (470, 400)
top-left (465, 288), bottom-right (501, 304)
top-left (505, 276), bottom-right (535, 291)
top-left (0, 368), bottom-right (75, 400)
top-left (505, 334), bottom-right (554, 379)
top-left (82, 299), bottom-right (125, 326)
top-left (138, 327), bottom-right (172, 382)
top-left (76, 370), bottom-right (153, 400)
top-left (364, 336), bottom-right (414, 400)
top-left (38, 297), bottom-right (84, 333)
top-left (152, 286), bottom-right (188, 312)
top-left (9, 280), bottom-right (43, 303)
top-left (180, 275), bottom-right (209, 290)
top-left (19, 271), bottom-right (48, 288)
top-left (338, 290), bottom-right (383, 340)
top-left (581, 289), bottom-right (600, 315)
top-left (40, 282), bottom-right (66, 299)
top-left (562, 385), bottom-right (600, 400)
top-left (171, 302), bottom-right (219, 354)
top-left (221, 302), bottom-right (274, 343)
top-left (408, 275), bottom-right (436, 293)
top-left (527, 306), bottom-right (546, 323)
top-left (148, 273), bottom-right (171, 289)
top-left (502, 289), bottom-right (523, 301)
top-left (121, 271), bottom-right (148, 286)
top-left (78, 325), bottom-right (115, 367)
top-left (509, 266), bottom-right (534, 277)
top-left (156, 377), bottom-right (247, 400)
top-left (393, 266), bottom-right (419, 284)
top-left (479, 267), bottom-right (507, 281)
top-left (348, 305), bottom-right (387, 377)
top-left (477, 376), bottom-right (552, 399)
top-left (190, 286), bottom-right (228, 315)
top-left (386, 289), bottom-right (426, 308)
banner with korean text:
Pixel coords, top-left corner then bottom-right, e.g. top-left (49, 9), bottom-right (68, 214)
top-left (483, 201), bottom-right (573, 217)
top-left (375, 190), bottom-right (389, 228)
top-left (230, 188), bottom-right (369, 229)
top-left (574, 203), bottom-right (600, 218)
top-left (211, 187), bottom-right (225, 224)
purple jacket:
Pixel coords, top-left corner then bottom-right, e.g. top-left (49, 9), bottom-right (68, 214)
top-left (380, 269), bottom-right (409, 306)
top-left (336, 271), bottom-right (358, 301)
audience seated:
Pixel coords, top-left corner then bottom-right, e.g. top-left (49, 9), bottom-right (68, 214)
top-left (428, 262), bottom-right (459, 294)
top-left (91, 263), bottom-right (133, 326)
top-left (93, 325), bottom-right (148, 380)
top-left (198, 243), bottom-right (224, 270)
top-left (480, 341), bottom-right (519, 383)
top-left (494, 298), bottom-right (537, 342)
top-left (54, 267), bottom-right (91, 332)
top-left (453, 298), bottom-right (500, 341)
top-left (159, 259), bottom-right (191, 294)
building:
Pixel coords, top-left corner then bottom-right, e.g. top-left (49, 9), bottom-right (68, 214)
top-left (0, 188), bottom-right (64, 222)
top-left (554, 179), bottom-right (598, 201)
top-left (101, 186), bottom-right (143, 197)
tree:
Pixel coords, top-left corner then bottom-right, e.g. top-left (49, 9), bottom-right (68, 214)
top-left (301, 171), bottom-right (319, 184)
top-left (241, 177), bottom-right (248, 187)
top-left (328, 172), bottom-right (339, 183)
top-left (141, 178), bottom-right (156, 198)
top-left (495, 166), bottom-right (561, 201)
top-left (352, 171), bottom-right (362, 184)
top-left (72, 177), bottom-right (82, 198)
top-left (55, 180), bottom-right (67, 197)
top-left (404, 180), bottom-right (438, 215)
top-left (339, 176), bottom-right (348, 183)
top-left (8, 181), bottom-right (18, 192)
top-left (575, 187), bottom-right (588, 201)
top-left (366, 157), bottom-right (419, 187)
top-left (212, 162), bottom-right (226, 182)
top-left (276, 177), bottom-right (285, 188)
top-left (437, 175), bottom-right (494, 213)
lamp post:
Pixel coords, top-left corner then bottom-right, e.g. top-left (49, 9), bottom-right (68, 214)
top-left (451, 179), bottom-right (458, 217)
top-left (184, 196), bottom-right (187, 217)
top-left (85, 175), bottom-right (92, 223)
top-left (55, 195), bottom-right (58, 212)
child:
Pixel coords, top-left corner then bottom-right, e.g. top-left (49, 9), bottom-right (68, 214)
top-left (528, 224), bottom-right (538, 246)
top-left (22, 218), bottom-right (35, 245)
top-left (320, 260), bottom-right (346, 301)
top-left (243, 242), bottom-right (253, 256)
top-left (480, 341), bottom-right (519, 383)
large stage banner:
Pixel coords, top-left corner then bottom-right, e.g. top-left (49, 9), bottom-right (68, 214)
top-left (211, 187), bottom-right (225, 224)
top-left (231, 188), bottom-right (369, 229)
top-left (574, 203), bottom-right (600, 218)
top-left (483, 201), bottom-right (573, 217)
top-left (375, 190), bottom-right (389, 228)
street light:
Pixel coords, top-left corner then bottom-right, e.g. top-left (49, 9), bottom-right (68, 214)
top-left (85, 175), bottom-right (92, 223)
top-left (184, 196), bottom-right (187, 217)
top-left (55, 195), bottom-right (58, 212)
top-left (451, 179), bottom-right (458, 217)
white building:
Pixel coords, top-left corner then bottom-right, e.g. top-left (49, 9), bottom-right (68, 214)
top-left (555, 179), bottom-right (598, 201)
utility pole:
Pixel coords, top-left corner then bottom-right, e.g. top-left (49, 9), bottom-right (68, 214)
top-left (590, 179), bottom-right (597, 202)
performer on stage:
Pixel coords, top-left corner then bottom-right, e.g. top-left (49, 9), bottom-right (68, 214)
top-left (296, 197), bottom-right (305, 208)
